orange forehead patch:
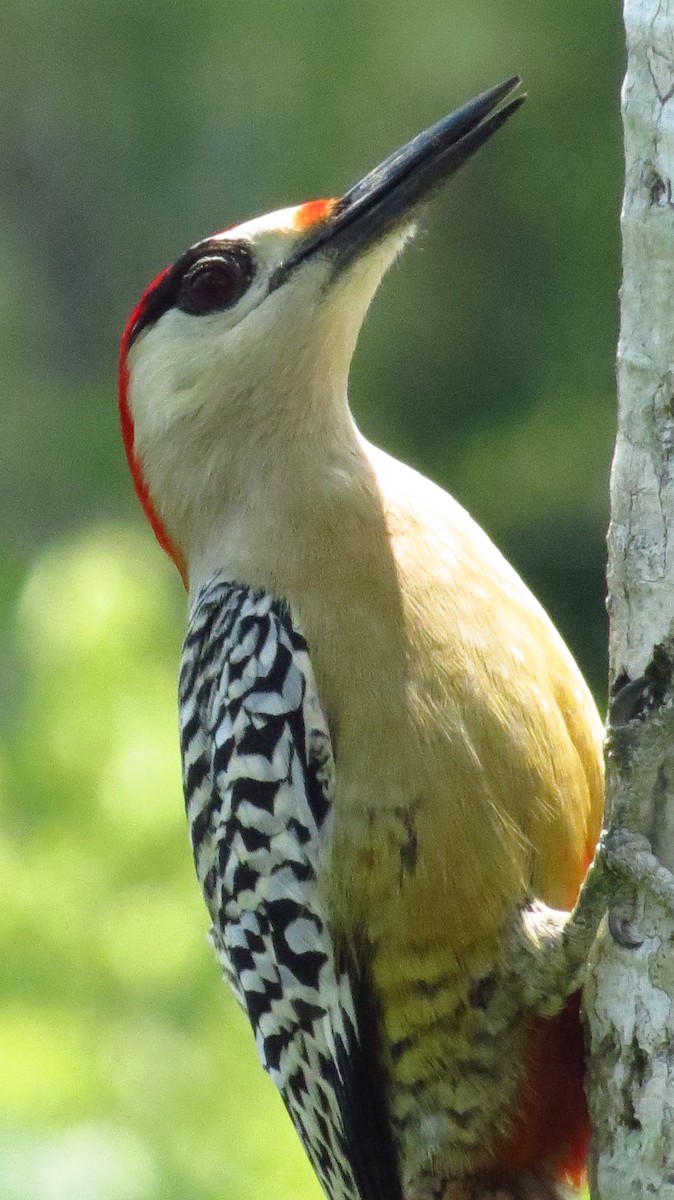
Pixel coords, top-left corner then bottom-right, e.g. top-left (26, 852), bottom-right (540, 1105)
top-left (292, 198), bottom-right (337, 231)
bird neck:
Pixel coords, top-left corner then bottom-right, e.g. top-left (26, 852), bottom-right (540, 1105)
top-left (184, 384), bottom-right (375, 600)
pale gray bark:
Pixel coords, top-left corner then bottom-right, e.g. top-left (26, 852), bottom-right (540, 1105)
top-left (584, 2), bottom-right (674, 1195)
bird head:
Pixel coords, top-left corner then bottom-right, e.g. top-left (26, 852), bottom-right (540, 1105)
top-left (119, 78), bottom-right (524, 586)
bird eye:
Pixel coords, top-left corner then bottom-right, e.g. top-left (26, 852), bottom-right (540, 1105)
top-left (179, 247), bottom-right (253, 316)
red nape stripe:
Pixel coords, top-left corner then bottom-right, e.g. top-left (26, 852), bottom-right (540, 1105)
top-left (292, 197), bottom-right (337, 230)
top-left (118, 275), bottom-right (188, 588)
top-left (488, 994), bottom-right (590, 1190)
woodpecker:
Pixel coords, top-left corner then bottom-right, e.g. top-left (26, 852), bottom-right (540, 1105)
top-left (119, 78), bottom-right (604, 1200)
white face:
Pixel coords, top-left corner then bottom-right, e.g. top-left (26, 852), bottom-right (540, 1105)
top-left (124, 202), bottom-right (413, 568)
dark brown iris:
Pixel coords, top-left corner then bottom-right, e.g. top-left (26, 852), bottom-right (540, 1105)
top-left (179, 246), bottom-right (254, 316)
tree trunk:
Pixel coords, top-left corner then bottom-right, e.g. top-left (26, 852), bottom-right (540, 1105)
top-left (584, 1), bottom-right (674, 1195)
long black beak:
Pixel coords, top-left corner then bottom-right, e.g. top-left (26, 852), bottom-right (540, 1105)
top-left (272, 76), bottom-right (524, 288)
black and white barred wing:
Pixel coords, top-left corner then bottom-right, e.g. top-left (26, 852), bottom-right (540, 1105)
top-left (179, 578), bottom-right (401, 1200)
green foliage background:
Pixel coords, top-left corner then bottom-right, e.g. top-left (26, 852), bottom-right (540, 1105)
top-left (1, 2), bottom-right (621, 1197)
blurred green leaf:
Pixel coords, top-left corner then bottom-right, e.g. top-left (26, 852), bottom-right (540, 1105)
top-left (1, 527), bottom-right (320, 1200)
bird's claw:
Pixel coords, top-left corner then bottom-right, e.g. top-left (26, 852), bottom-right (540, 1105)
top-left (608, 906), bottom-right (644, 949)
top-left (598, 827), bottom-right (674, 947)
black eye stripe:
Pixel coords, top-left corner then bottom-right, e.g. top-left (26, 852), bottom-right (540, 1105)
top-left (127, 238), bottom-right (254, 347)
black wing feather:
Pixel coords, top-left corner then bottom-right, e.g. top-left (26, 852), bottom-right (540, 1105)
top-left (179, 576), bottom-right (402, 1200)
